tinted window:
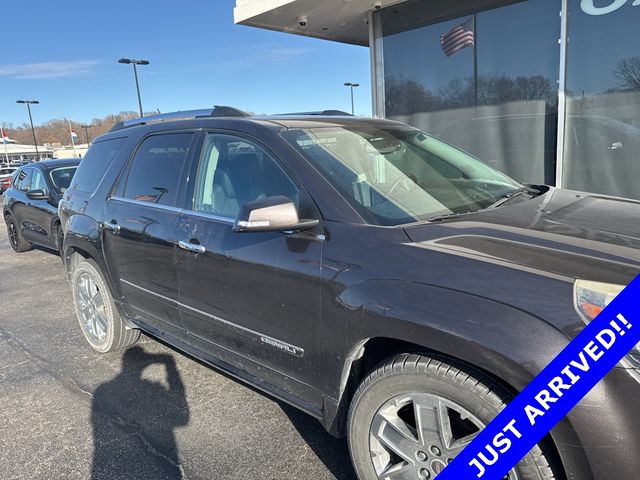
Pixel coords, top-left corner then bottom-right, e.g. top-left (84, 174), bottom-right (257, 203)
top-left (124, 133), bottom-right (194, 207)
top-left (71, 137), bottom-right (126, 193)
top-left (193, 133), bottom-right (299, 218)
top-left (15, 168), bottom-right (32, 192)
top-left (49, 166), bottom-right (78, 192)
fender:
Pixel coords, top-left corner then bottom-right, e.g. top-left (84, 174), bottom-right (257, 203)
top-left (63, 213), bottom-right (102, 270)
top-left (63, 213), bottom-right (137, 329)
top-left (322, 278), bottom-right (593, 478)
top-left (329, 278), bottom-right (572, 395)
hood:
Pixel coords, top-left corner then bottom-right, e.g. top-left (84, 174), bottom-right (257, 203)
top-left (403, 188), bottom-right (640, 285)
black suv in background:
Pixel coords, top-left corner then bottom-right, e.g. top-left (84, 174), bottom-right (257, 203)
top-left (58, 107), bottom-right (640, 480)
top-left (4, 158), bottom-right (80, 253)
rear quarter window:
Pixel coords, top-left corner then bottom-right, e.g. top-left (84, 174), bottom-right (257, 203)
top-left (14, 168), bottom-right (32, 192)
top-left (70, 137), bottom-right (126, 193)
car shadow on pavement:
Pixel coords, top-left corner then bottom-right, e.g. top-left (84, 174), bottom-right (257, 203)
top-left (90, 346), bottom-right (189, 480)
top-left (278, 402), bottom-right (357, 480)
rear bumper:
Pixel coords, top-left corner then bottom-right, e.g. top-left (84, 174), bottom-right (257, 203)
top-left (554, 366), bottom-right (640, 479)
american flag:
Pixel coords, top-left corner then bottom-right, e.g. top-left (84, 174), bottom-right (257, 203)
top-left (440, 17), bottom-right (475, 57)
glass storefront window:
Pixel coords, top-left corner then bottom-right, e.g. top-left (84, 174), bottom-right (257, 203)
top-left (380, 0), bottom-right (561, 186)
top-left (563, 0), bottom-right (640, 198)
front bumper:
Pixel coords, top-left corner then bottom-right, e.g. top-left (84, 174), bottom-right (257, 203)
top-left (553, 366), bottom-right (640, 479)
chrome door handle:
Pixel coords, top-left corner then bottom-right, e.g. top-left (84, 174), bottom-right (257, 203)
top-left (104, 221), bottom-right (120, 234)
top-left (178, 240), bottom-right (205, 254)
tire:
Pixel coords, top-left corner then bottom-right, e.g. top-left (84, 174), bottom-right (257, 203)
top-left (55, 223), bottom-right (64, 257)
top-left (347, 354), bottom-right (560, 480)
top-left (5, 214), bottom-right (32, 252)
top-left (71, 258), bottom-right (139, 353)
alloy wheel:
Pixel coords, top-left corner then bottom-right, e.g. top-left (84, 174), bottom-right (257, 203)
top-left (76, 272), bottom-right (108, 344)
top-left (369, 393), bottom-right (519, 479)
top-left (7, 219), bottom-right (18, 249)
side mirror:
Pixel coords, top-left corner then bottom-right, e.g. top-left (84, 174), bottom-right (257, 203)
top-left (233, 195), bottom-right (319, 233)
top-left (27, 189), bottom-right (49, 200)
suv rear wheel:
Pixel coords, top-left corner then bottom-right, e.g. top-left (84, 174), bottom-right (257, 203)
top-left (5, 214), bottom-right (32, 252)
top-left (347, 354), bottom-right (559, 480)
top-left (71, 258), bottom-right (139, 353)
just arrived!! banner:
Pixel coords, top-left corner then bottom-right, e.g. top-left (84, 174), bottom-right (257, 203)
top-left (436, 274), bottom-right (640, 479)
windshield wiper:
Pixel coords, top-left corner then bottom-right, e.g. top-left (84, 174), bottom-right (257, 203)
top-left (486, 186), bottom-right (539, 209)
top-left (428, 186), bottom-right (540, 223)
top-left (428, 211), bottom-right (478, 222)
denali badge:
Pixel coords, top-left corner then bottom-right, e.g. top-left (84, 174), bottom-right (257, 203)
top-left (260, 336), bottom-right (304, 357)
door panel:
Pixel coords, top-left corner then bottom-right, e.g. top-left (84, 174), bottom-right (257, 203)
top-left (176, 215), bottom-right (324, 404)
top-left (102, 131), bottom-right (196, 340)
top-left (21, 169), bottom-right (57, 246)
top-left (176, 132), bottom-right (324, 407)
top-left (11, 168), bottom-right (33, 239)
top-left (103, 198), bottom-right (184, 338)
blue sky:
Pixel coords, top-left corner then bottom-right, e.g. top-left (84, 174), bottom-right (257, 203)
top-left (1, 0), bottom-right (371, 126)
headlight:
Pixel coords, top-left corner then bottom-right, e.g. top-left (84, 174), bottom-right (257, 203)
top-left (574, 280), bottom-right (639, 366)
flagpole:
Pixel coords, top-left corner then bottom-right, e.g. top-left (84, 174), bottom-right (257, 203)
top-left (0, 127), bottom-right (9, 165)
top-left (473, 14), bottom-right (478, 108)
top-left (68, 119), bottom-right (77, 157)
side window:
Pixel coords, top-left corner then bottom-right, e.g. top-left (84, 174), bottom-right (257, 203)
top-left (17, 168), bottom-right (33, 192)
top-left (31, 169), bottom-right (48, 193)
top-left (12, 170), bottom-right (23, 190)
top-left (71, 137), bottom-right (126, 193)
top-left (124, 133), bottom-right (194, 207)
top-left (193, 133), bottom-right (299, 219)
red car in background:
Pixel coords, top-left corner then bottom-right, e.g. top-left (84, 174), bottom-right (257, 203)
top-left (0, 166), bottom-right (16, 194)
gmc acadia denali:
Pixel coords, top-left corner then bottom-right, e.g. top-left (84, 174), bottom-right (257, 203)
top-left (52, 107), bottom-right (640, 480)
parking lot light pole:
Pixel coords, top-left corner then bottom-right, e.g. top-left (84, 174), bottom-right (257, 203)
top-left (344, 82), bottom-right (360, 115)
top-left (118, 58), bottom-right (150, 117)
top-left (16, 100), bottom-right (40, 159)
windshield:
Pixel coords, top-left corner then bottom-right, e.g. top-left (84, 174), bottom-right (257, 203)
top-left (49, 166), bottom-right (78, 192)
top-left (282, 125), bottom-right (522, 226)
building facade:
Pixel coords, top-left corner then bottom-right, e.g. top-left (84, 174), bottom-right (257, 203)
top-left (235, 0), bottom-right (640, 200)
top-left (1, 143), bottom-right (54, 165)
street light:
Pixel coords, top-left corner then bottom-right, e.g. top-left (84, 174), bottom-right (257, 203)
top-left (16, 100), bottom-right (40, 159)
top-left (344, 82), bottom-right (360, 115)
top-left (81, 125), bottom-right (93, 145)
top-left (118, 58), bottom-right (150, 117)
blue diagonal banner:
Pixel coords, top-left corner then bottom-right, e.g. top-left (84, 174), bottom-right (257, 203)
top-left (437, 275), bottom-right (640, 480)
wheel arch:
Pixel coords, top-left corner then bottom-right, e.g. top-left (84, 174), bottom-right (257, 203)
top-left (319, 277), bottom-right (585, 476)
top-left (327, 335), bottom-right (579, 479)
top-left (62, 212), bottom-right (133, 323)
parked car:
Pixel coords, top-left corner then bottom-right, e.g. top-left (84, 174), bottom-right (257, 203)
top-left (57, 107), bottom-right (640, 480)
top-left (3, 158), bottom-right (80, 253)
top-left (0, 166), bottom-right (17, 194)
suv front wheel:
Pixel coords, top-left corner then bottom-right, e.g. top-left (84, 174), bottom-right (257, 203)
top-left (347, 353), bottom-right (560, 480)
top-left (71, 258), bottom-right (139, 353)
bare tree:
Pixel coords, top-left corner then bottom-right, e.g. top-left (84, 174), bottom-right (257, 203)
top-left (614, 56), bottom-right (640, 91)
top-left (438, 74), bottom-right (555, 110)
top-left (3, 111), bottom-right (140, 145)
top-left (385, 77), bottom-right (440, 116)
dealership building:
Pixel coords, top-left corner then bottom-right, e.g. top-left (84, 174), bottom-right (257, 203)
top-left (235, 0), bottom-right (640, 200)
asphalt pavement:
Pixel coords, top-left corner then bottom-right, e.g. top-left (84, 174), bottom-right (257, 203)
top-left (0, 202), bottom-right (355, 480)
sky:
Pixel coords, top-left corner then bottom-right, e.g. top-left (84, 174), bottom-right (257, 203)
top-left (1, 0), bottom-right (371, 127)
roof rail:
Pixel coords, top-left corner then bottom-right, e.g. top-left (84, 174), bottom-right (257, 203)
top-left (275, 110), bottom-right (353, 117)
top-left (109, 105), bottom-right (251, 132)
